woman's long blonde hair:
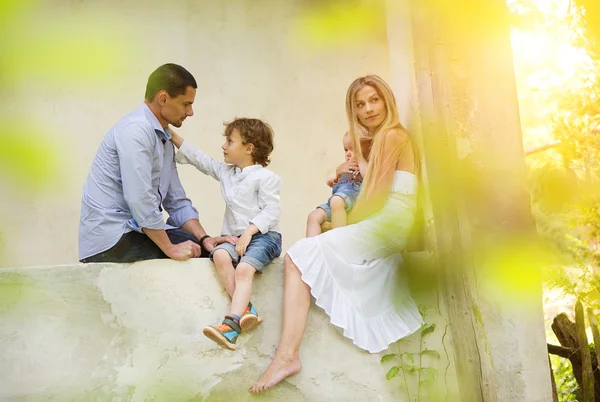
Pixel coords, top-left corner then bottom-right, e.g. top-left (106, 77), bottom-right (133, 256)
top-left (346, 75), bottom-right (413, 204)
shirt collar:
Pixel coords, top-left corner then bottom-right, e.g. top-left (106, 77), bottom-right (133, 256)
top-left (234, 164), bottom-right (262, 175)
top-left (141, 103), bottom-right (172, 142)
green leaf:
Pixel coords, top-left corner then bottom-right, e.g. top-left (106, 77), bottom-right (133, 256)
top-left (380, 354), bottom-right (397, 363)
top-left (406, 352), bottom-right (415, 363)
top-left (386, 366), bottom-right (400, 380)
top-left (418, 304), bottom-right (428, 316)
top-left (422, 368), bottom-right (438, 381)
top-left (421, 349), bottom-right (441, 359)
top-left (421, 323), bottom-right (436, 337)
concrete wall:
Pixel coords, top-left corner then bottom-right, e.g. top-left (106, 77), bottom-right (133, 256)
top-left (0, 258), bottom-right (451, 401)
top-left (0, 0), bottom-right (391, 267)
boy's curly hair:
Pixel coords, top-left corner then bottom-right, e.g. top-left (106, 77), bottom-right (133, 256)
top-left (223, 118), bottom-right (275, 167)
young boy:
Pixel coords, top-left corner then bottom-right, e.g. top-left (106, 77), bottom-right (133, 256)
top-left (170, 118), bottom-right (282, 351)
top-left (306, 133), bottom-right (363, 237)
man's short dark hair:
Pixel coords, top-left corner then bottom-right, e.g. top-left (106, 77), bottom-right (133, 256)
top-left (144, 63), bottom-right (197, 101)
top-left (224, 118), bottom-right (275, 167)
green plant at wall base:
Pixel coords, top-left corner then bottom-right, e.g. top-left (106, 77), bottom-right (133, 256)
top-left (381, 311), bottom-right (439, 402)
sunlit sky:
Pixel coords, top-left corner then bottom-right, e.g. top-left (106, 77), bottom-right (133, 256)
top-left (509, 0), bottom-right (597, 148)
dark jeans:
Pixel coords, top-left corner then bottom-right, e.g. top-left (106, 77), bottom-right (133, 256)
top-left (80, 228), bottom-right (209, 263)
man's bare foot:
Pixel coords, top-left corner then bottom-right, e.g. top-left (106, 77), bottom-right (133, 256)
top-left (249, 354), bottom-right (302, 393)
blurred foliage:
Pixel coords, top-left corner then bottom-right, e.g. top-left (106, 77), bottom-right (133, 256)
top-left (551, 355), bottom-right (579, 401)
top-left (0, 0), bottom-right (138, 260)
top-left (574, 0), bottom-right (600, 56)
top-left (289, 0), bottom-right (386, 51)
top-left (509, 0), bottom-right (600, 400)
top-left (0, 124), bottom-right (61, 190)
top-left (0, 272), bottom-right (29, 315)
top-left (0, 0), bottom-right (127, 88)
top-left (0, 0), bottom-right (132, 192)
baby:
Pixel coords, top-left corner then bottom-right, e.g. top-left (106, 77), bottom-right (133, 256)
top-left (306, 133), bottom-right (363, 237)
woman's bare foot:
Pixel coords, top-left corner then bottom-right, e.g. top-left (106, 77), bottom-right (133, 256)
top-left (249, 354), bottom-right (302, 393)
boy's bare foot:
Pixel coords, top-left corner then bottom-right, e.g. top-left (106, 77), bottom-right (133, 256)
top-left (249, 354), bottom-right (302, 393)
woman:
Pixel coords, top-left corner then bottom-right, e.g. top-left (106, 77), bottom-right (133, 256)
top-left (250, 75), bottom-right (423, 392)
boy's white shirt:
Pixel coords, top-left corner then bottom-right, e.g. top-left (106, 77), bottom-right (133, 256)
top-left (176, 140), bottom-right (281, 236)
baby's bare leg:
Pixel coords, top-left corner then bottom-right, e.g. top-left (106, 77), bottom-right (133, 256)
top-left (330, 195), bottom-right (348, 229)
top-left (306, 208), bottom-right (328, 237)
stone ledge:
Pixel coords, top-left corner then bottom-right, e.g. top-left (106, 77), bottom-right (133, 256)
top-left (0, 257), bottom-right (448, 401)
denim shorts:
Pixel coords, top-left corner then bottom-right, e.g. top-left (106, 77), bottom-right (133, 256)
top-left (209, 231), bottom-right (282, 273)
top-left (317, 181), bottom-right (362, 221)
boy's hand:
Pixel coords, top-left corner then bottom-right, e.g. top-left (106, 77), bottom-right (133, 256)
top-left (203, 235), bottom-right (238, 252)
top-left (236, 224), bottom-right (259, 256)
top-left (326, 176), bottom-right (337, 187)
top-left (168, 127), bottom-right (184, 148)
top-left (236, 231), bottom-right (252, 257)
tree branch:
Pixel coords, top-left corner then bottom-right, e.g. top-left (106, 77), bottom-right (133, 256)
top-left (548, 343), bottom-right (577, 358)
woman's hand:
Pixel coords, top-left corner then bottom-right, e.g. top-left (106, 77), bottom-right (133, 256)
top-left (326, 176), bottom-right (338, 187)
top-left (169, 127), bottom-right (184, 148)
top-left (335, 158), bottom-right (359, 177)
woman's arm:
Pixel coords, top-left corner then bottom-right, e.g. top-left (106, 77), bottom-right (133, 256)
top-left (348, 129), bottom-right (413, 224)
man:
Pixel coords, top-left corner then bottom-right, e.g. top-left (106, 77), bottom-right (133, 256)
top-left (79, 63), bottom-right (235, 263)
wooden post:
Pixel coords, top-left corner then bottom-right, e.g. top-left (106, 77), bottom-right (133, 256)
top-left (548, 355), bottom-right (559, 402)
top-left (587, 308), bottom-right (600, 367)
top-left (551, 312), bottom-right (600, 400)
top-left (576, 301), bottom-right (594, 401)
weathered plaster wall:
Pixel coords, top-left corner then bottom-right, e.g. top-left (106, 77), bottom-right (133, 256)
top-left (0, 0), bottom-right (391, 267)
top-left (0, 258), bottom-right (449, 401)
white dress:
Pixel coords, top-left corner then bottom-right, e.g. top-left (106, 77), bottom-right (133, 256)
top-left (287, 171), bottom-right (424, 353)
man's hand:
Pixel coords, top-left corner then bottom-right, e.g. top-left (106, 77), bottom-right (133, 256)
top-left (165, 240), bottom-right (202, 261)
top-left (335, 158), bottom-right (359, 177)
top-left (202, 235), bottom-right (238, 252)
top-left (143, 228), bottom-right (200, 261)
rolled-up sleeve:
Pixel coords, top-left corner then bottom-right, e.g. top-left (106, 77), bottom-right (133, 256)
top-left (164, 158), bottom-right (200, 228)
top-left (175, 140), bottom-right (224, 181)
top-left (114, 123), bottom-right (164, 230)
top-left (250, 174), bottom-right (282, 234)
